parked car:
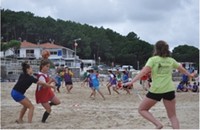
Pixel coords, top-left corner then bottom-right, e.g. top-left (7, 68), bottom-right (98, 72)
top-left (98, 64), bottom-right (111, 71)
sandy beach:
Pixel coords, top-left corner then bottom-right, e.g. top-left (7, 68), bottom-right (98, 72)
top-left (1, 81), bottom-right (199, 129)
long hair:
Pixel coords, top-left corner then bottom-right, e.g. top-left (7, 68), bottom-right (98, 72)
top-left (153, 40), bottom-right (170, 57)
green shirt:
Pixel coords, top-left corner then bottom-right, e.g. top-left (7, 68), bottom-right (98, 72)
top-left (116, 73), bottom-right (121, 81)
top-left (145, 56), bottom-right (180, 93)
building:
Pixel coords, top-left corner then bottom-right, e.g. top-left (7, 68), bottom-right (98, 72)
top-left (0, 41), bottom-right (80, 67)
top-left (39, 42), bottom-right (78, 67)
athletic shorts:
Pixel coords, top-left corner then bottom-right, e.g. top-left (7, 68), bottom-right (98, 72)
top-left (93, 85), bottom-right (99, 91)
top-left (65, 81), bottom-right (73, 85)
top-left (146, 91), bottom-right (175, 101)
top-left (11, 89), bottom-right (25, 102)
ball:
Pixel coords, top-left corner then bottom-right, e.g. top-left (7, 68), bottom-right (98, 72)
top-left (42, 50), bottom-right (50, 59)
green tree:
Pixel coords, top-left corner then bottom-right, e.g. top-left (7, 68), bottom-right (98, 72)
top-left (1, 42), bottom-right (9, 55)
top-left (172, 45), bottom-right (199, 70)
top-left (7, 40), bottom-right (21, 56)
top-left (1, 9), bottom-right (155, 66)
top-left (126, 32), bottom-right (139, 41)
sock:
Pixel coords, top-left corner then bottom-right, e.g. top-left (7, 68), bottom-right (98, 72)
top-left (41, 111), bottom-right (50, 123)
top-left (49, 102), bottom-right (56, 106)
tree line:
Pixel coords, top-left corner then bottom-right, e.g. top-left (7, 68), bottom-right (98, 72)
top-left (1, 9), bottom-right (199, 70)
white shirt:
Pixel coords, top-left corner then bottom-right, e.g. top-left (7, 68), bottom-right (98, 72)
top-left (38, 72), bottom-right (48, 88)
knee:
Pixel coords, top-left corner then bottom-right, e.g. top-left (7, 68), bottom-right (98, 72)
top-left (46, 108), bottom-right (52, 113)
top-left (55, 99), bottom-right (61, 105)
top-left (29, 105), bottom-right (34, 110)
top-left (57, 100), bottom-right (61, 105)
top-left (138, 106), bottom-right (144, 114)
top-left (138, 107), bottom-right (141, 113)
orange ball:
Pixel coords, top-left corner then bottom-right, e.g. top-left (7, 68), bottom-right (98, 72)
top-left (42, 50), bottom-right (50, 59)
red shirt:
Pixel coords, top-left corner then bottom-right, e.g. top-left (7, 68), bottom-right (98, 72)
top-left (35, 73), bottom-right (55, 103)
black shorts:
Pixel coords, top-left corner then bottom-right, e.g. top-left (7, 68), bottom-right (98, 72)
top-left (146, 91), bottom-right (175, 101)
top-left (65, 81), bottom-right (73, 85)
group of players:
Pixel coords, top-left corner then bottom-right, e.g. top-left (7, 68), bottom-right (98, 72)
top-left (10, 40), bottom-right (197, 129)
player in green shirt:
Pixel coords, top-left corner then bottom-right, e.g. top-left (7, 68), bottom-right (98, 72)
top-left (126, 40), bottom-right (194, 129)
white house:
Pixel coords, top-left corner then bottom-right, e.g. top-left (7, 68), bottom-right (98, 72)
top-left (19, 41), bottom-right (42, 59)
top-left (39, 42), bottom-right (80, 67)
top-left (1, 41), bottom-right (80, 67)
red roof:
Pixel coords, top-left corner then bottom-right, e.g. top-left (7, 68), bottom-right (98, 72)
top-left (20, 41), bottom-right (64, 49)
top-left (39, 43), bottom-right (64, 49)
top-left (20, 41), bottom-right (39, 48)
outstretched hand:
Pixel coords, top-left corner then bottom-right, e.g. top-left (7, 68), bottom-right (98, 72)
top-left (123, 82), bottom-right (133, 87)
top-left (190, 72), bottom-right (196, 78)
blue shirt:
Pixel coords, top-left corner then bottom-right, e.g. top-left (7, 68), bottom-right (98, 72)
top-left (177, 84), bottom-right (184, 90)
top-left (90, 73), bottom-right (99, 87)
top-left (182, 74), bottom-right (188, 82)
top-left (122, 73), bottom-right (129, 83)
top-left (55, 75), bottom-right (62, 86)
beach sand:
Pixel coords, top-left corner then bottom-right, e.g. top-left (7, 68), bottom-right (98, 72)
top-left (1, 81), bottom-right (199, 129)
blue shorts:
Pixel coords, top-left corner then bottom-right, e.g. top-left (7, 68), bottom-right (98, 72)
top-left (11, 89), bottom-right (25, 102)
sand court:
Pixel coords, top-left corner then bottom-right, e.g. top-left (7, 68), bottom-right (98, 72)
top-left (1, 81), bottom-right (199, 129)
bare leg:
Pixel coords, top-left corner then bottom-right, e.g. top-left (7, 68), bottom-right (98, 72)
top-left (66, 85), bottom-right (69, 93)
top-left (16, 106), bottom-right (27, 123)
top-left (124, 88), bottom-right (131, 94)
top-left (66, 85), bottom-right (71, 93)
top-left (51, 96), bottom-right (61, 105)
top-left (68, 85), bottom-right (73, 93)
top-left (89, 88), bottom-right (94, 98)
top-left (113, 87), bottom-right (120, 94)
top-left (138, 97), bottom-right (163, 129)
top-left (18, 97), bottom-right (34, 123)
top-left (163, 99), bottom-right (179, 129)
top-left (107, 85), bottom-right (111, 95)
top-left (93, 90), bottom-right (96, 99)
top-left (97, 90), bottom-right (105, 100)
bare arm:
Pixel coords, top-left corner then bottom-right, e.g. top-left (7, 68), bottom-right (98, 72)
top-left (177, 65), bottom-right (194, 78)
top-left (47, 78), bottom-right (56, 84)
top-left (129, 66), bottom-right (151, 85)
top-left (37, 80), bottom-right (56, 89)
